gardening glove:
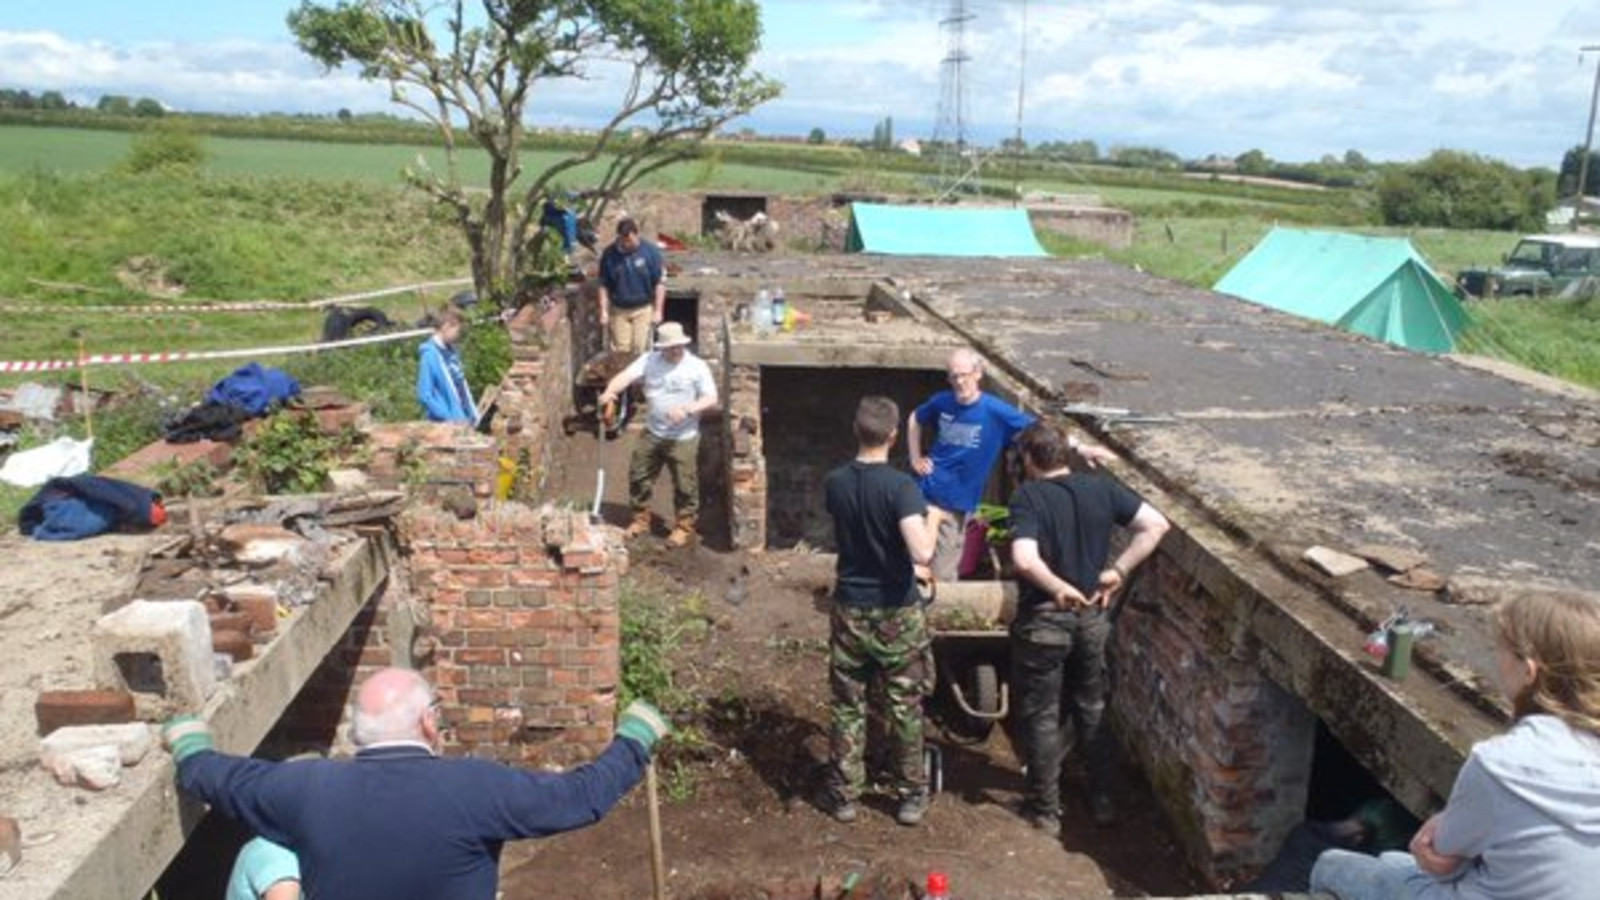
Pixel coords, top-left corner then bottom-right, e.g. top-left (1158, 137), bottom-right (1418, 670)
top-left (162, 715), bottom-right (215, 764)
top-left (616, 700), bottom-right (671, 753)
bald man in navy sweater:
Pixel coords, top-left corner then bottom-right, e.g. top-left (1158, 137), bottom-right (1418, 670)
top-left (165, 668), bottom-right (669, 900)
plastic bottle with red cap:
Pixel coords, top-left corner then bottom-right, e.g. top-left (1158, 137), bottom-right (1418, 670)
top-left (926, 872), bottom-right (950, 900)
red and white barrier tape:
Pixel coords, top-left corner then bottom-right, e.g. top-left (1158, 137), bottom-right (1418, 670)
top-left (0, 327), bottom-right (432, 374)
top-left (0, 277), bottom-right (473, 316)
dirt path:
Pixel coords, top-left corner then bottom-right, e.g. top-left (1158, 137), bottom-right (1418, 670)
top-left (501, 425), bottom-right (1201, 899)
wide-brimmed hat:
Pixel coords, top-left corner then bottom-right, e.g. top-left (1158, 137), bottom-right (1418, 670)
top-left (654, 321), bottom-right (692, 348)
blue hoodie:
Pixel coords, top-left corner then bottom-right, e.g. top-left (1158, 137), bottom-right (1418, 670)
top-left (417, 336), bottom-right (476, 423)
top-left (1417, 714), bottom-right (1600, 900)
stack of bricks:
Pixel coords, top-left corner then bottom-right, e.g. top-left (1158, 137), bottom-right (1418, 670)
top-left (490, 296), bottom-right (574, 500)
top-left (402, 503), bottom-right (622, 767)
top-left (1110, 548), bottom-right (1315, 885)
top-left (722, 363), bottom-right (766, 549)
top-left (365, 422), bottom-right (499, 501)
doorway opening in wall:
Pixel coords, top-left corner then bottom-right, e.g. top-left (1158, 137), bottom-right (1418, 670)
top-left (1241, 722), bottom-right (1421, 894)
top-left (1294, 721), bottom-right (1420, 873)
top-left (757, 365), bottom-right (948, 550)
top-left (661, 288), bottom-right (701, 347)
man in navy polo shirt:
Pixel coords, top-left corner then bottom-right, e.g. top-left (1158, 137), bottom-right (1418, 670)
top-left (596, 217), bottom-right (666, 356)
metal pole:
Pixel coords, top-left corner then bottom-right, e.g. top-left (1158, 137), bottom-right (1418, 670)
top-left (1573, 45), bottom-right (1600, 231)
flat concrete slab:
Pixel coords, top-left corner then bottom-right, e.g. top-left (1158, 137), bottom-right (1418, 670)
top-left (673, 249), bottom-right (1597, 810)
top-left (893, 256), bottom-right (1596, 699)
top-left (0, 535), bottom-right (390, 900)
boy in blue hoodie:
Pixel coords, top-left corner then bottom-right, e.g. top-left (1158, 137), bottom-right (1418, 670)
top-left (416, 308), bottom-right (477, 424)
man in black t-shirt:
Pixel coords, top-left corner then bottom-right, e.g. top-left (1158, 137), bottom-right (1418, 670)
top-left (820, 396), bottom-right (935, 827)
top-left (1007, 420), bottom-right (1169, 834)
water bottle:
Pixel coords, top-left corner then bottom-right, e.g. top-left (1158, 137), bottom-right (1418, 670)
top-left (770, 287), bottom-right (787, 330)
top-left (752, 288), bottom-right (771, 335)
top-left (926, 872), bottom-right (950, 900)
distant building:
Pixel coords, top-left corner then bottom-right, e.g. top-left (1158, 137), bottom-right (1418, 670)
top-left (898, 138), bottom-right (922, 157)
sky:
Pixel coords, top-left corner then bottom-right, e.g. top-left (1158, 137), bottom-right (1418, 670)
top-left (5, 0), bottom-right (1600, 167)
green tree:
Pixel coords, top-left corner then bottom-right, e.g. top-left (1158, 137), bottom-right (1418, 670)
top-left (807, 126), bottom-right (826, 145)
top-left (287, 0), bottom-right (780, 305)
top-left (120, 123), bottom-right (209, 174)
top-left (1557, 145), bottom-right (1600, 198)
top-left (132, 97), bottom-right (165, 117)
top-left (1235, 148), bottom-right (1270, 176)
top-left (38, 90), bottom-right (69, 110)
top-left (1377, 150), bottom-right (1552, 231)
top-left (97, 94), bottom-right (132, 115)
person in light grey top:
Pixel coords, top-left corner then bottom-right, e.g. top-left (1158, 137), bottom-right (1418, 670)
top-left (1311, 589), bottom-right (1600, 900)
top-left (599, 321), bottom-right (718, 547)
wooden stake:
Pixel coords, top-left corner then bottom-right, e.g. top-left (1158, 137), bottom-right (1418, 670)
top-left (78, 336), bottom-right (93, 441)
top-left (646, 761), bottom-right (667, 900)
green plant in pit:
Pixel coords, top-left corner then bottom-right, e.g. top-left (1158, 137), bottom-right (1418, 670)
top-left (235, 409), bottom-right (345, 494)
top-left (975, 502), bottom-right (1012, 543)
top-left (152, 458), bottom-right (223, 499)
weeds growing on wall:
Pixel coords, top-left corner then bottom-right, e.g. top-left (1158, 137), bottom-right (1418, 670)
top-left (234, 409), bottom-right (362, 494)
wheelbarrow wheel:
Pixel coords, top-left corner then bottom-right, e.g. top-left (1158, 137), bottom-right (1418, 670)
top-left (950, 662), bottom-right (1000, 741)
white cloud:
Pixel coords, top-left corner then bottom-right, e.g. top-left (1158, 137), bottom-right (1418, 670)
top-left (1, 1), bottom-right (1596, 167)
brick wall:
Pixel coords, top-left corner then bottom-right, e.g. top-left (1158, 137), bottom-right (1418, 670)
top-left (1112, 543), bottom-right (1317, 885)
top-left (1027, 206), bottom-right (1135, 249)
top-left (272, 298), bottom-right (622, 766)
top-left (366, 422), bottom-right (499, 501)
top-left (757, 367), bottom-right (947, 549)
top-left (723, 363), bottom-right (766, 549)
top-left (493, 296), bottom-right (575, 499)
top-left (402, 504), bottom-right (622, 765)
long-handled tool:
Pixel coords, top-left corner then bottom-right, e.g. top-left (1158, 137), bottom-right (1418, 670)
top-left (593, 396), bottom-right (666, 900)
top-left (646, 761), bottom-right (667, 900)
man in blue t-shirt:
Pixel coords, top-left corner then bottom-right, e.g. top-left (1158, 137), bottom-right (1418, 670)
top-left (596, 217), bottom-right (666, 356)
top-left (908, 348), bottom-right (1112, 581)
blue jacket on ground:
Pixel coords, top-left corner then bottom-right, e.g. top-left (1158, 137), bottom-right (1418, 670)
top-left (177, 739), bottom-right (649, 900)
top-left (206, 363), bottom-right (301, 417)
top-left (417, 336), bottom-right (477, 423)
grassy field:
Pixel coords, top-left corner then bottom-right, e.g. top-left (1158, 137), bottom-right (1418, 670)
top-left (0, 125), bottom-right (889, 195)
top-left (0, 125), bottom-right (1592, 453)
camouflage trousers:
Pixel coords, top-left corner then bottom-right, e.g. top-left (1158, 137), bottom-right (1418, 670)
top-left (827, 603), bottom-right (934, 801)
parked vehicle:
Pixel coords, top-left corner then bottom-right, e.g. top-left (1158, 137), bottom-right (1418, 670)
top-left (1455, 233), bottom-right (1600, 298)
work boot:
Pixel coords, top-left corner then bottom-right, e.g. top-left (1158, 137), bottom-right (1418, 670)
top-left (625, 509), bottom-right (653, 538)
top-left (666, 514), bottom-right (697, 548)
top-left (895, 790), bottom-right (930, 827)
top-left (1026, 810), bottom-right (1062, 839)
top-left (817, 788), bottom-right (857, 824)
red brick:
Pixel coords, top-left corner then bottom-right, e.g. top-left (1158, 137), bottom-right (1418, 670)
top-left (456, 649), bottom-right (506, 665)
top-left (214, 630), bottom-right (255, 662)
top-left (34, 689), bottom-right (136, 736)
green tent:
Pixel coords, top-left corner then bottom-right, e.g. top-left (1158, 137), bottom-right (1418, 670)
top-left (1214, 228), bottom-right (1470, 353)
top-left (847, 202), bottom-right (1047, 257)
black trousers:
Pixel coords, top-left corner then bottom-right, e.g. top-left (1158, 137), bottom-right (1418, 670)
top-left (1011, 607), bottom-right (1113, 816)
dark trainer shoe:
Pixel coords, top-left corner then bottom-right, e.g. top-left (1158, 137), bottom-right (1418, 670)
top-left (896, 790), bottom-right (930, 827)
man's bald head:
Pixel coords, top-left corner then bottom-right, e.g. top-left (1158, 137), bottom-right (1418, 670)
top-left (946, 347), bottom-right (985, 404)
top-left (351, 668), bottom-right (435, 747)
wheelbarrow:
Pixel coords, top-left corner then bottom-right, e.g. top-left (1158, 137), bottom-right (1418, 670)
top-left (567, 348), bottom-right (638, 439)
top-left (927, 580), bottom-right (1019, 741)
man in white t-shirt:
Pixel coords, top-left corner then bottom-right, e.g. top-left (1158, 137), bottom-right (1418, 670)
top-left (599, 322), bottom-right (719, 546)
